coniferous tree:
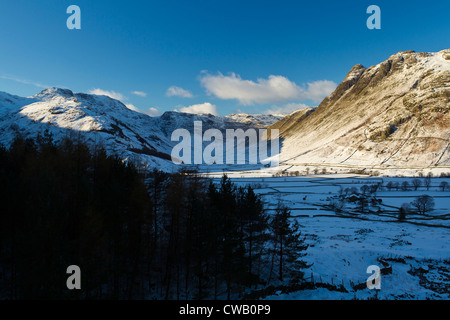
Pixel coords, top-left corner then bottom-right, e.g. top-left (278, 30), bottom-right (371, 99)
top-left (270, 203), bottom-right (309, 283)
top-left (240, 185), bottom-right (268, 287)
top-left (0, 135), bottom-right (309, 300)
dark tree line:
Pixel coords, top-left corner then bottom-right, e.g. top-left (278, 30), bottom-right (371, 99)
top-left (0, 133), bottom-right (308, 299)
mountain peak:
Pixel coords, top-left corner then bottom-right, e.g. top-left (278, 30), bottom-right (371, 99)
top-left (35, 87), bottom-right (74, 99)
top-left (344, 64), bottom-right (367, 81)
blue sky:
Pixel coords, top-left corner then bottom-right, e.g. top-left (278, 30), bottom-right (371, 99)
top-left (0, 0), bottom-right (449, 116)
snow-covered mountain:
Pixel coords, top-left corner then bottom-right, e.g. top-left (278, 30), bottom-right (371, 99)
top-left (225, 113), bottom-right (284, 128)
top-left (0, 88), bottom-right (178, 169)
top-left (271, 49), bottom-right (450, 168)
top-left (2, 49), bottom-right (447, 172)
top-left (0, 88), bottom-right (279, 170)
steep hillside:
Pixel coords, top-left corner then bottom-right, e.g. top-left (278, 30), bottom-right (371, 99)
top-left (276, 49), bottom-right (450, 168)
top-left (268, 107), bottom-right (315, 138)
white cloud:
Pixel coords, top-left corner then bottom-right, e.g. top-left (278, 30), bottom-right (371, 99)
top-left (88, 88), bottom-right (126, 101)
top-left (200, 72), bottom-right (336, 105)
top-left (177, 102), bottom-right (219, 116)
top-left (166, 86), bottom-right (193, 98)
top-left (304, 80), bottom-right (337, 102)
top-left (131, 91), bottom-right (147, 97)
top-left (126, 103), bottom-right (161, 117)
top-left (88, 88), bottom-right (161, 116)
top-left (144, 107), bottom-right (161, 117)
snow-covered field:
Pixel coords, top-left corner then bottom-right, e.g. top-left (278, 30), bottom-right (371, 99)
top-left (207, 173), bottom-right (450, 300)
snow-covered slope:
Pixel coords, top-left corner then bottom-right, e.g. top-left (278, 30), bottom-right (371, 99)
top-left (0, 88), bottom-right (277, 170)
top-left (2, 49), bottom-right (447, 173)
top-left (155, 111), bottom-right (271, 137)
top-left (0, 91), bottom-right (37, 113)
top-left (0, 88), bottom-right (185, 169)
top-left (225, 113), bottom-right (284, 128)
top-left (274, 49), bottom-right (450, 168)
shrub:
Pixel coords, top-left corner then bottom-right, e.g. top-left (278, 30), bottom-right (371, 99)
top-left (398, 203), bottom-right (411, 221)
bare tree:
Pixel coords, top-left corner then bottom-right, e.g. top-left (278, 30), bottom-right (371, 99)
top-left (412, 179), bottom-right (422, 191)
top-left (328, 198), bottom-right (345, 213)
top-left (439, 181), bottom-right (449, 192)
top-left (401, 181), bottom-right (409, 191)
top-left (410, 195), bottom-right (435, 215)
top-left (370, 182), bottom-right (381, 194)
top-left (424, 173), bottom-right (432, 191)
top-left (386, 181), bottom-right (394, 191)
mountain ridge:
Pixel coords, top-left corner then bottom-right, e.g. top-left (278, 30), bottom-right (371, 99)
top-left (271, 49), bottom-right (450, 168)
top-left (0, 88), bottom-right (281, 170)
top-left (1, 49), bottom-right (448, 172)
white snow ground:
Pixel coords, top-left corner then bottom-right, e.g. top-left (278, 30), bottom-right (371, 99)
top-left (207, 174), bottom-right (450, 300)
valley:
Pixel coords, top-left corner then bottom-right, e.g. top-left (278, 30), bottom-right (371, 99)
top-left (0, 48), bottom-right (449, 300)
top-left (206, 173), bottom-right (450, 299)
